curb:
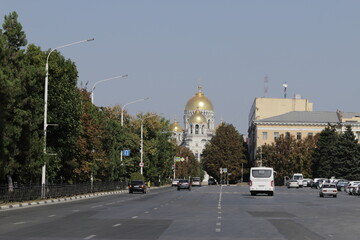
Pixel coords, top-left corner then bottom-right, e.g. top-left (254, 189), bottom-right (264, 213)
top-left (0, 189), bottom-right (129, 210)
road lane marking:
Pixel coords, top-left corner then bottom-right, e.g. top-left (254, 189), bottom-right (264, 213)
top-left (144, 211), bottom-right (150, 214)
top-left (153, 208), bottom-right (158, 210)
top-left (84, 235), bottom-right (96, 239)
top-left (48, 215), bottom-right (56, 218)
top-left (91, 205), bottom-right (103, 208)
top-left (132, 216), bottom-right (138, 219)
top-left (218, 216), bottom-right (222, 219)
top-left (216, 222), bottom-right (221, 226)
top-left (14, 222), bottom-right (26, 225)
top-left (216, 228), bottom-right (221, 232)
top-left (112, 224), bottom-right (122, 227)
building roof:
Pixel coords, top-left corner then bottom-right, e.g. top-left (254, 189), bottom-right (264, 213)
top-left (256, 111), bottom-right (340, 124)
top-left (342, 112), bottom-right (360, 118)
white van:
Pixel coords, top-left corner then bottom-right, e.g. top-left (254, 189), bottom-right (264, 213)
top-left (250, 167), bottom-right (275, 196)
top-left (292, 173), bottom-right (304, 188)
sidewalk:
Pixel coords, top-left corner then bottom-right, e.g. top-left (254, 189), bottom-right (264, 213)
top-left (0, 189), bottom-right (128, 210)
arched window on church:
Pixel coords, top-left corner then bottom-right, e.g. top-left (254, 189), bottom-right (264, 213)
top-left (190, 124), bottom-right (193, 134)
top-left (208, 119), bottom-right (210, 129)
top-left (202, 125), bottom-right (205, 134)
top-left (195, 124), bottom-right (199, 134)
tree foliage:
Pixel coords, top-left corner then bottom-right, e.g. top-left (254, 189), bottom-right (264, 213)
top-left (202, 123), bottom-right (247, 182)
top-left (174, 146), bottom-right (201, 179)
top-left (262, 135), bottom-right (316, 185)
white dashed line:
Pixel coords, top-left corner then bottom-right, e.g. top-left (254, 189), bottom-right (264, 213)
top-left (144, 211), bottom-right (150, 214)
top-left (14, 222), bottom-right (26, 225)
top-left (112, 224), bottom-right (122, 227)
top-left (216, 222), bottom-right (222, 226)
top-left (84, 235), bottom-right (96, 239)
top-left (48, 215), bottom-right (56, 218)
top-left (216, 228), bottom-right (221, 232)
top-left (91, 205), bottom-right (103, 208)
top-left (153, 208), bottom-right (158, 210)
top-left (132, 216), bottom-right (138, 219)
top-left (218, 216), bottom-right (222, 219)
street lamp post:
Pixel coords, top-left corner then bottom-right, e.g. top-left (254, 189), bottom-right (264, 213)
top-left (120, 98), bottom-right (149, 163)
top-left (42, 38), bottom-right (94, 198)
top-left (91, 74), bottom-right (128, 104)
top-left (121, 98), bottom-right (149, 127)
top-left (140, 114), bottom-right (158, 175)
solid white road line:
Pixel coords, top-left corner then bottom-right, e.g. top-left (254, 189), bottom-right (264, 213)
top-left (84, 235), bottom-right (96, 239)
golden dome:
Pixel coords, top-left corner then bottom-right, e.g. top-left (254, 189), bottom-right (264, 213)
top-left (185, 86), bottom-right (214, 111)
top-left (171, 120), bottom-right (183, 132)
top-left (189, 110), bottom-right (207, 124)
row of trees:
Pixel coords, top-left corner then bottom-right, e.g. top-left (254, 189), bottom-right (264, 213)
top-left (261, 125), bottom-right (360, 184)
top-left (0, 12), bottom-right (183, 185)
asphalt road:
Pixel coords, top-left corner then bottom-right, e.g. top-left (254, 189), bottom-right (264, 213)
top-left (1, 185), bottom-right (360, 240)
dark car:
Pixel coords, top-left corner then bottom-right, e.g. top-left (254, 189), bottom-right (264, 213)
top-left (129, 180), bottom-right (147, 194)
top-left (208, 178), bottom-right (217, 185)
top-left (177, 179), bottom-right (191, 191)
top-left (336, 180), bottom-right (349, 191)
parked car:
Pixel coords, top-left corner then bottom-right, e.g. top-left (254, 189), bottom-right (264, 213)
top-left (302, 178), bottom-right (313, 187)
top-left (351, 183), bottom-right (360, 195)
top-left (208, 178), bottom-right (217, 185)
top-left (191, 177), bottom-right (202, 187)
top-left (177, 179), bottom-right (191, 191)
top-left (129, 180), bottom-right (147, 194)
top-left (346, 181), bottom-right (360, 195)
top-left (287, 180), bottom-right (299, 189)
top-left (319, 184), bottom-right (337, 198)
top-left (172, 179), bottom-right (180, 187)
top-left (336, 180), bottom-right (349, 191)
top-left (312, 178), bottom-right (327, 189)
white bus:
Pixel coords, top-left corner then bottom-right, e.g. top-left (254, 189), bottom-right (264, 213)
top-left (250, 167), bottom-right (275, 196)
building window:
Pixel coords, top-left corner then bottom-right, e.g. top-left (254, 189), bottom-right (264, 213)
top-left (308, 132), bottom-right (313, 137)
top-left (195, 125), bottom-right (199, 134)
top-left (297, 132), bottom-right (302, 140)
top-left (274, 132), bottom-right (279, 140)
top-left (190, 124), bottom-right (193, 134)
top-left (262, 132), bottom-right (268, 140)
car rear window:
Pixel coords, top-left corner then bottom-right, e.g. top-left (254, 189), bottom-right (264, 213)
top-left (179, 180), bottom-right (188, 183)
top-left (252, 170), bottom-right (272, 178)
top-left (131, 181), bottom-right (144, 185)
top-left (323, 185), bottom-right (336, 188)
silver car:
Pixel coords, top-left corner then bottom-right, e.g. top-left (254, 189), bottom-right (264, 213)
top-left (319, 184), bottom-right (337, 198)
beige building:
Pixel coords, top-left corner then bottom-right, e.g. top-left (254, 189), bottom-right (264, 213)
top-left (248, 97), bottom-right (360, 164)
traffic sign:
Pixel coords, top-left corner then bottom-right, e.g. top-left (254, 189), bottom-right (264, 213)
top-left (139, 162), bottom-right (144, 167)
top-left (123, 150), bottom-right (130, 157)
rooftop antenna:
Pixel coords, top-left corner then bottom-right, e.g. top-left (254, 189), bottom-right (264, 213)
top-left (263, 74), bottom-right (269, 97)
top-left (282, 82), bottom-right (288, 98)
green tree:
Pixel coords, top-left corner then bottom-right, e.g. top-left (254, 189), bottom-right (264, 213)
top-left (0, 11), bottom-right (31, 185)
top-left (202, 123), bottom-right (247, 182)
top-left (312, 125), bottom-right (338, 178)
top-left (333, 126), bottom-right (360, 180)
top-left (262, 134), bottom-right (316, 185)
top-left (45, 50), bottom-right (82, 183)
top-left (174, 146), bottom-right (201, 180)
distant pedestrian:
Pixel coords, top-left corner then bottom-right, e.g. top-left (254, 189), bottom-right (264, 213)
top-left (147, 181), bottom-right (151, 192)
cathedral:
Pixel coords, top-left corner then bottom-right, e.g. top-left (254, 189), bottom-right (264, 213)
top-left (171, 86), bottom-right (216, 161)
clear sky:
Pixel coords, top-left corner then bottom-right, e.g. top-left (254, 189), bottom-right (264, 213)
top-left (1, 1), bottom-right (360, 134)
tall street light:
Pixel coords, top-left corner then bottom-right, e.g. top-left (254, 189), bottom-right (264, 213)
top-left (121, 97), bottom-right (149, 127)
top-left (91, 74), bottom-right (128, 104)
top-left (42, 38), bottom-right (94, 197)
top-left (140, 114), bottom-right (158, 175)
top-left (120, 97), bottom-right (149, 163)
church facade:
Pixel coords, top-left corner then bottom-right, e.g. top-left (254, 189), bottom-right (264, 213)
top-left (171, 86), bottom-right (215, 161)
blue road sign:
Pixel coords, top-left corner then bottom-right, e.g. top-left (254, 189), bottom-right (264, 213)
top-left (123, 150), bottom-right (130, 157)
